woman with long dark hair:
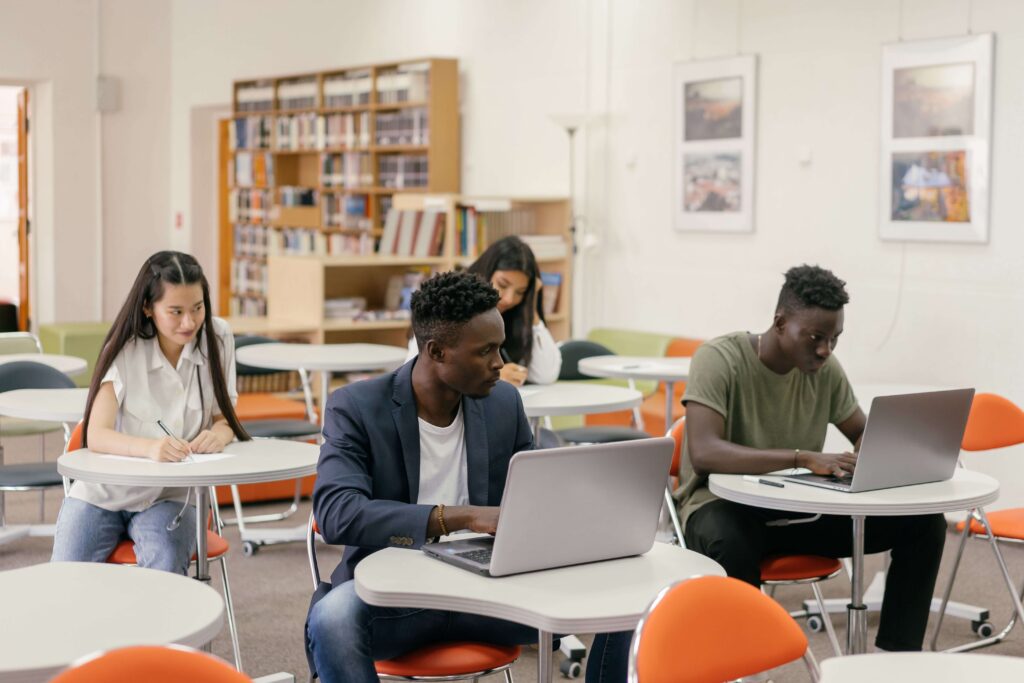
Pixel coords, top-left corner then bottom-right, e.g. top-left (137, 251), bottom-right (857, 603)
top-left (406, 236), bottom-right (562, 385)
top-left (52, 251), bottom-right (248, 574)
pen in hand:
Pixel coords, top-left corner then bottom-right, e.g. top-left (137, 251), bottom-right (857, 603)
top-left (156, 419), bottom-right (193, 463)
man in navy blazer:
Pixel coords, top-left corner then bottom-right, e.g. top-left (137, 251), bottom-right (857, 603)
top-left (306, 271), bottom-right (629, 683)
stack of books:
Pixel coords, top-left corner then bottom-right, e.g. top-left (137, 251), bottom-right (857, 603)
top-left (324, 297), bottom-right (367, 320)
top-left (519, 235), bottom-right (569, 260)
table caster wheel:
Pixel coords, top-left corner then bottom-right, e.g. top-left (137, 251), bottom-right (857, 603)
top-left (560, 659), bottom-right (582, 679)
top-left (242, 541), bottom-right (259, 557)
top-left (972, 620), bottom-right (994, 638)
top-left (806, 615), bottom-right (825, 633)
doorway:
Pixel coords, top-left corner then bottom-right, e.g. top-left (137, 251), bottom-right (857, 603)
top-left (0, 86), bottom-right (28, 331)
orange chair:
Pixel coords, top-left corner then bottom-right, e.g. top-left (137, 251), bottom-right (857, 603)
top-left (628, 575), bottom-right (820, 683)
top-left (931, 393), bottom-right (1024, 652)
top-left (636, 337), bottom-right (703, 437)
top-left (50, 644), bottom-right (249, 683)
top-left (66, 422), bottom-right (242, 670)
top-left (307, 514), bottom-right (519, 681)
top-left (665, 417), bottom-right (842, 655)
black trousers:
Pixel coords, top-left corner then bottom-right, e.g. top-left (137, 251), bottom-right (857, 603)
top-left (684, 498), bottom-right (947, 651)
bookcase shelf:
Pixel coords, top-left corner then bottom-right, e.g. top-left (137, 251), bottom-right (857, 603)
top-left (220, 58), bottom-right (460, 318)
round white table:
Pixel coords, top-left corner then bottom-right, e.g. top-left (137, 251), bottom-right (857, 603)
top-left (58, 438), bottom-right (319, 583)
top-left (0, 562), bottom-right (223, 683)
top-left (0, 353), bottom-right (88, 378)
top-left (518, 383), bottom-right (644, 442)
top-left (355, 542), bottom-right (724, 683)
top-left (577, 356), bottom-right (691, 434)
top-left (0, 388), bottom-right (88, 424)
top-left (235, 343), bottom-right (407, 430)
top-left (709, 468), bottom-right (999, 654)
top-left (819, 652), bottom-right (1024, 682)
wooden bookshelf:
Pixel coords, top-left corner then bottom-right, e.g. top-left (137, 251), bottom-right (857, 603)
top-left (251, 194), bottom-right (573, 346)
top-left (219, 58), bottom-right (460, 318)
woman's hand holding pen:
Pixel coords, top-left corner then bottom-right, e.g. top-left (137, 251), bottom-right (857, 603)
top-left (147, 435), bottom-right (192, 462)
top-left (189, 429), bottom-right (229, 454)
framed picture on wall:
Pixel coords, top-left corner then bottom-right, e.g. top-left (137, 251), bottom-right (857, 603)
top-left (672, 55), bottom-right (757, 233)
top-left (880, 34), bottom-right (994, 243)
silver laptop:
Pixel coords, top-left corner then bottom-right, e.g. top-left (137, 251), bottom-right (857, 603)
top-left (422, 437), bottom-right (673, 577)
top-left (784, 388), bottom-right (974, 493)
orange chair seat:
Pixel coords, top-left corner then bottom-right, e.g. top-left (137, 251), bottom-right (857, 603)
top-left (375, 643), bottom-right (520, 677)
top-left (107, 530), bottom-right (228, 564)
top-left (236, 393), bottom-right (310, 422)
top-left (958, 508), bottom-right (1024, 540)
top-left (760, 554), bottom-right (842, 582)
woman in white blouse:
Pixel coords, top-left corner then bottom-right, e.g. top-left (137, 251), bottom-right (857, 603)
top-left (406, 236), bottom-right (562, 385)
top-left (51, 251), bottom-right (249, 574)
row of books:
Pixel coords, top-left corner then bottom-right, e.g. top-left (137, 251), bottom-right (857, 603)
top-left (229, 189), bottom-right (272, 225)
top-left (324, 71), bottom-right (372, 108)
top-left (274, 113), bottom-right (322, 151)
top-left (279, 186), bottom-right (317, 207)
top-left (322, 152), bottom-right (373, 189)
top-left (278, 78), bottom-right (318, 111)
top-left (235, 82), bottom-right (274, 112)
top-left (540, 272), bottom-right (563, 317)
top-left (325, 112), bottom-right (371, 148)
top-left (323, 194), bottom-right (371, 230)
top-left (275, 228), bottom-right (374, 257)
top-left (379, 154), bottom-right (429, 189)
top-left (231, 116), bottom-right (272, 150)
top-left (376, 109), bottom-right (429, 147)
top-left (232, 151), bottom-right (274, 188)
top-left (377, 65), bottom-right (430, 104)
top-left (231, 257), bottom-right (269, 298)
top-left (455, 206), bottom-right (485, 258)
top-left (233, 224), bottom-right (274, 258)
top-left (229, 295), bottom-right (267, 317)
top-left (378, 209), bottom-right (446, 257)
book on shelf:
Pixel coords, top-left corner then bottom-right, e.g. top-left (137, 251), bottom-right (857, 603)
top-left (268, 227), bottom-right (374, 257)
top-left (378, 209), bottom-right (445, 257)
top-left (378, 154), bottom-right (428, 189)
top-left (539, 271), bottom-right (562, 317)
top-left (323, 70), bottom-right (372, 108)
top-left (232, 151), bottom-right (274, 188)
top-left (323, 194), bottom-right (371, 230)
top-left (377, 62), bottom-right (431, 104)
top-left (519, 234), bottom-right (569, 260)
top-left (230, 116), bottom-right (272, 150)
top-left (235, 81), bottom-right (274, 113)
top-left (324, 296), bottom-right (367, 320)
top-left (229, 188), bottom-right (272, 224)
top-left (275, 112), bottom-right (321, 151)
top-left (323, 112), bottom-right (370, 148)
top-left (375, 108), bottom-right (429, 146)
top-left (277, 77), bottom-right (318, 111)
top-left (321, 152), bottom-right (372, 188)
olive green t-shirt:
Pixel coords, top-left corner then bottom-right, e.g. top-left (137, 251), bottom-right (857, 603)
top-left (676, 331), bottom-right (859, 527)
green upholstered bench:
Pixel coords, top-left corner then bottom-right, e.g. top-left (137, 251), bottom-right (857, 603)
top-left (38, 322), bottom-right (110, 388)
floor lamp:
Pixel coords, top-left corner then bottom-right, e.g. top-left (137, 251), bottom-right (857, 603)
top-left (549, 114), bottom-right (588, 339)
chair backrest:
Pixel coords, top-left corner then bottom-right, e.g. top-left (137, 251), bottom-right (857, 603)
top-left (49, 645), bottom-right (250, 683)
top-left (666, 417), bottom-right (686, 478)
top-left (665, 337), bottom-right (702, 358)
top-left (587, 328), bottom-right (673, 358)
top-left (0, 331), bottom-right (42, 354)
top-left (234, 335), bottom-right (284, 377)
top-left (961, 393), bottom-right (1024, 451)
top-left (0, 303), bottom-right (18, 333)
top-left (0, 360), bottom-right (76, 392)
top-left (557, 340), bottom-right (616, 381)
top-left (629, 575), bottom-right (815, 683)
top-left (67, 421), bottom-right (85, 452)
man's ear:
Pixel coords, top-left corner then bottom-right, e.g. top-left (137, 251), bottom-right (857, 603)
top-left (772, 311), bottom-right (787, 334)
top-left (425, 339), bottom-right (446, 364)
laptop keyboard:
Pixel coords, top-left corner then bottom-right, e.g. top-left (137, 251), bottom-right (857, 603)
top-left (456, 548), bottom-right (493, 564)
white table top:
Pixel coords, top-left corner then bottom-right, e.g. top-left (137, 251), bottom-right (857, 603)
top-left (58, 437), bottom-right (318, 487)
top-left (819, 652), bottom-right (1024, 682)
top-left (355, 542), bottom-right (724, 634)
top-left (709, 468), bottom-right (999, 517)
top-left (0, 353), bottom-right (89, 377)
top-left (0, 388), bottom-right (89, 422)
top-left (0, 562), bottom-right (223, 683)
top-left (518, 383), bottom-right (643, 418)
top-left (236, 342), bottom-right (407, 373)
top-left (576, 356), bottom-right (691, 382)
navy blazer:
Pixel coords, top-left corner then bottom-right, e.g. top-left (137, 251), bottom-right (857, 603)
top-left (312, 357), bottom-right (535, 589)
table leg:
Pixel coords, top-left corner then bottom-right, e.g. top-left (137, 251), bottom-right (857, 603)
top-left (320, 370), bottom-right (331, 433)
top-left (537, 630), bottom-right (554, 683)
top-left (848, 515), bottom-right (867, 654)
top-left (532, 417), bottom-right (542, 444)
top-left (663, 380), bottom-right (675, 435)
top-left (195, 486), bottom-right (210, 584)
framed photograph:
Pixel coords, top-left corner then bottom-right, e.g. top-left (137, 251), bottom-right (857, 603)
top-left (880, 34), bottom-right (993, 243)
top-left (673, 56), bottom-right (756, 233)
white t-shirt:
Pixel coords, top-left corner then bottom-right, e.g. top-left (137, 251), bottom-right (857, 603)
top-left (69, 317), bottom-right (238, 512)
top-left (416, 404), bottom-right (469, 506)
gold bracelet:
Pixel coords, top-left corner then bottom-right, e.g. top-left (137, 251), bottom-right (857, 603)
top-left (794, 448), bottom-right (801, 469)
top-left (437, 504), bottom-right (449, 536)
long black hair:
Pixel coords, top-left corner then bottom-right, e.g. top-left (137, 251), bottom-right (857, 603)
top-left (82, 251), bottom-right (249, 447)
top-left (467, 236), bottom-right (544, 366)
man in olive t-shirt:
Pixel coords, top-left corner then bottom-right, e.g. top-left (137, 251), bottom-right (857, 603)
top-left (678, 265), bottom-right (945, 652)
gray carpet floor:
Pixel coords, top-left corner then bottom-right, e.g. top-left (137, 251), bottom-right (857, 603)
top-left (2, 432), bottom-right (1023, 682)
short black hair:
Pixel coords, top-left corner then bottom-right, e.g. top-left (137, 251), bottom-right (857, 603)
top-left (776, 264), bottom-right (849, 313)
top-left (411, 270), bottom-right (500, 349)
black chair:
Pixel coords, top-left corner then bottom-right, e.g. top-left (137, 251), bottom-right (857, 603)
top-left (0, 360), bottom-right (76, 528)
top-left (228, 336), bottom-right (320, 545)
top-left (554, 340), bottom-right (649, 445)
top-left (0, 303), bottom-right (17, 333)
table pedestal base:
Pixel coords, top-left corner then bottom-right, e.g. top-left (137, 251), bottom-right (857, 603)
top-left (538, 631), bottom-right (554, 683)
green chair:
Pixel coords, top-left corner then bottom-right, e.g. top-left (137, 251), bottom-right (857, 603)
top-left (38, 322), bottom-right (111, 388)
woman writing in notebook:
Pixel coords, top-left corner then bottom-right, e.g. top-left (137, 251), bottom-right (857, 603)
top-left (407, 236), bottom-right (562, 385)
top-left (51, 251), bottom-right (248, 574)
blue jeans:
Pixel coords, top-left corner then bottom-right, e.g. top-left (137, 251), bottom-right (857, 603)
top-left (51, 497), bottom-right (197, 575)
top-left (306, 580), bottom-right (631, 683)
